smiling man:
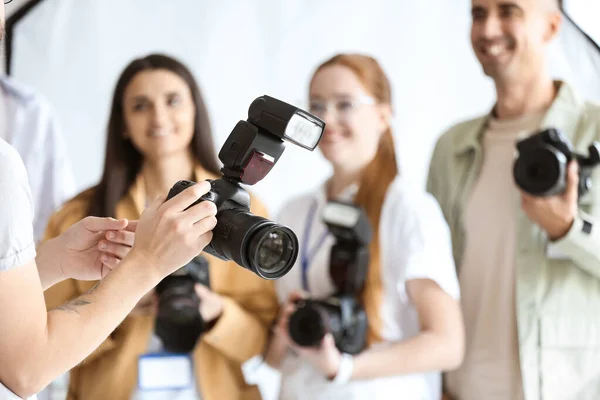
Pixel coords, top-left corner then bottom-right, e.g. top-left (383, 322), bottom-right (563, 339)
top-left (427, 1), bottom-right (600, 399)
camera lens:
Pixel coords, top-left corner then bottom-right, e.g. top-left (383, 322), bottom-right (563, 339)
top-left (288, 303), bottom-right (328, 347)
top-left (250, 225), bottom-right (297, 278)
top-left (210, 209), bottom-right (299, 280)
top-left (514, 147), bottom-right (566, 196)
top-left (154, 278), bottom-right (204, 353)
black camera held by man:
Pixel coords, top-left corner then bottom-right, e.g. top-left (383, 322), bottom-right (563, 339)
top-left (513, 128), bottom-right (600, 197)
top-left (287, 201), bottom-right (371, 355)
top-left (167, 95), bottom-right (325, 280)
top-left (154, 255), bottom-right (210, 353)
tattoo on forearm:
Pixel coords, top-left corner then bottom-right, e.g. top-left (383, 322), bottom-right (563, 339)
top-left (53, 282), bottom-right (100, 315)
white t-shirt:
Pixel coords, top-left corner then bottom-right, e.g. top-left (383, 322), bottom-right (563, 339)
top-left (0, 138), bottom-right (37, 399)
top-left (275, 175), bottom-right (460, 400)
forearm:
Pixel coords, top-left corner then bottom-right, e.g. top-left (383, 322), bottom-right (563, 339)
top-left (351, 330), bottom-right (463, 380)
top-left (264, 330), bottom-right (289, 370)
top-left (8, 253), bottom-right (158, 397)
top-left (35, 237), bottom-right (65, 290)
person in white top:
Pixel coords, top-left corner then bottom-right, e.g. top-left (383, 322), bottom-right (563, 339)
top-left (0, 135), bottom-right (218, 400)
top-left (264, 53), bottom-right (465, 400)
top-left (0, 74), bottom-right (76, 243)
top-left (0, 6), bottom-right (218, 400)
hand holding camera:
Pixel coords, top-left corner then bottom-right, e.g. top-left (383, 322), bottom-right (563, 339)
top-left (151, 95), bottom-right (324, 353)
top-left (513, 128), bottom-right (600, 239)
top-left (194, 284), bottom-right (223, 323)
top-left (128, 181), bottom-right (218, 283)
top-left (520, 161), bottom-right (579, 240)
top-left (274, 290), bottom-right (343, 379)
top-left (165, 95), bottom-right (325, 280)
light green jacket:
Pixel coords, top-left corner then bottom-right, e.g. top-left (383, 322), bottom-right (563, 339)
top-left (427, 82), bottom-right (600, 400)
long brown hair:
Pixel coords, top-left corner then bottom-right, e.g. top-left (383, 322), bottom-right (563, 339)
top-left (88, 54), bottom-right (221, 217)
top-left (311, 54), bottom-right (398, 344)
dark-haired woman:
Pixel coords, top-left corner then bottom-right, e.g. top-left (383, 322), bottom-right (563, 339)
top-left (44, 54), bottom-right (278, 400)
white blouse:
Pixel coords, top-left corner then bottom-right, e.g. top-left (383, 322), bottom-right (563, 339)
top-left (274, 175), bottom-right (460, 400)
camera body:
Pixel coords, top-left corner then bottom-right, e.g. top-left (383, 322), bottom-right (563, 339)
top-left (288, 296), bottom-right (368, 355)
top-left (288, 201), bottom-right (372, 354)
top-left (166, 95), bottom-right (325, 280)
top-left (513, 128), bottom-right (600, 197)
top-left (154, 255), bottom-right (210, 354)
top-left (168, 178), bottom-right (294, 279)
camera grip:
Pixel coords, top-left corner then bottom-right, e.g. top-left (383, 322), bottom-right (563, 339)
top-left (167, 180), bottom-right (216, 211)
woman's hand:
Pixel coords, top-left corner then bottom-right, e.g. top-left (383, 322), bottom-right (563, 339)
top-left (264, 290), bottom-right (305, 369)
top-left (195, 284), bottom-right (224, 323)
top-left (274, 291), bottom-right (305, 340)
top-left (290, 333), bottom-right (342, 379)
top-left (276, 290), bottom-right (343, 379)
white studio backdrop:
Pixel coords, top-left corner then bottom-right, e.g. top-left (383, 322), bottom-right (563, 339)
top-left (6, 1), bottom-right (600, 399)
top-left (8, 0), bottom-right (600, 216)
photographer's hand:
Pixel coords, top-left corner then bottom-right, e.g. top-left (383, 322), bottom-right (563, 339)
top-left (37, 217), bottom-right (137, 290)
top-left (195, 284), bottom-right (223, 323)
top-left (274, 291), bottom-right (342, 377)
top-left (264, 291), bottom-right (305, 369)
top-left (286, 332), bottom-right (342, 379)
top-left (521, 161), bottom-right (578, 241)
top-left (130, 181), bottom-right (217, 280)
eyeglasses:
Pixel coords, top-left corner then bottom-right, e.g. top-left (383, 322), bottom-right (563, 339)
top-left (308, 95), bottom-right (376, 122)
top-left (4, 0), bottom-right (13, 4)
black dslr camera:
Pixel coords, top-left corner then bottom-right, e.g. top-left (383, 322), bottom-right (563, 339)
top-left (156, 96), bottom-right (325, 353)
top-left (155, 255), bottom-right (210, 353)
top-left (288, 201), bottom-right (372, 355)
top-left (513, 128), bottom-right (600, 197)
top-left (167, 95), bottom-right (325, 280)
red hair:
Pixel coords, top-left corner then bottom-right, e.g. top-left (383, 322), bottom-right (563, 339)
top-left (311, 54), bottom-right (398, 344)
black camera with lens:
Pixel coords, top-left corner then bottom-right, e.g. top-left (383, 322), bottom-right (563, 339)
top-left (167, 95), bottom-right (325, 280)
top-left (154, 255), bottom-right (210, 353)
top-left (288, 201), bottom-right (372, 355)
top-left (513, 128), bottom-right (600, 197)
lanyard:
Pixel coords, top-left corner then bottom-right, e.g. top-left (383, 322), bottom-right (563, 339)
top-left (301, 199), bottom-right (329, 292)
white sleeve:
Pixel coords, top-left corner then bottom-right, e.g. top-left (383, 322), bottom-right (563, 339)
top-left (35, 102), bottom-right (76, 242)
top-left (0, 141), bottom-right (37, 271)
top-left (14, 95), bottom-right (76, 243)
top-left (383, 185), bottom-right (460, 301)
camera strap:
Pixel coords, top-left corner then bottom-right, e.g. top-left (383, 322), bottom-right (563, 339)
top-left (301, 199), bottom-right (329, 292)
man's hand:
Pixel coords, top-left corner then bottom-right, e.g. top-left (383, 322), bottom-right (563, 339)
top-left (194, 284), bottom-right (223, 323)
top-left (37, 217), bottom-right (137, 289)
top-left (521, 161), bottom-right (579, 241)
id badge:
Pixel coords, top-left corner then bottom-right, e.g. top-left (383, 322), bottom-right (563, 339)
top-left (138, 353), bottom-right (194, 391)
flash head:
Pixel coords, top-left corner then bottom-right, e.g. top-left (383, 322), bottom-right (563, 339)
top-left (322, 201), bottom-right (372, 246)
top-left (218, 96), bottom-right (325, 186)
top-left (248, 95), bottom-right (325, 151)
